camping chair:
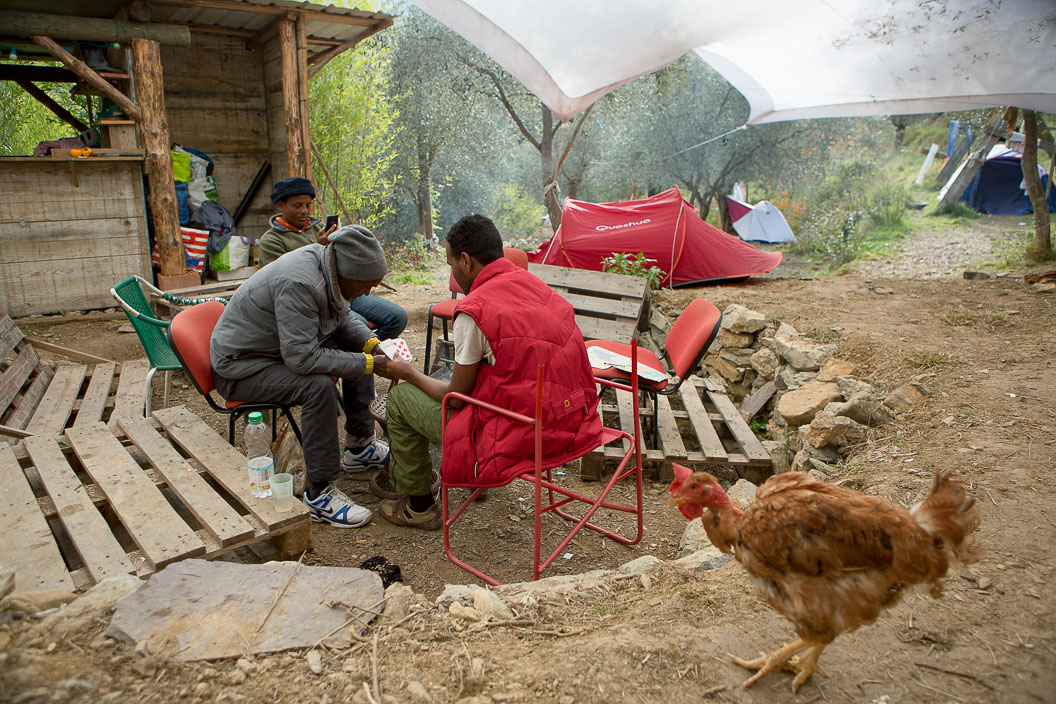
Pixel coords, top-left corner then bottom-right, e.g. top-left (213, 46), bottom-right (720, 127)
top-left (109, 275), bottom-right (226, 416)
top-left (423, 247), bottom-right (529, 374)
top-left (441, 339), bottom-right (644, 586)
top-left (167, 301), bottom-right (302, 445)
top-left (585, 298), bottom-right (722, 446)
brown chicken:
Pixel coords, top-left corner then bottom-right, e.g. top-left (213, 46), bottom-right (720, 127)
top-left (668, 466), bottom-right (981, 692)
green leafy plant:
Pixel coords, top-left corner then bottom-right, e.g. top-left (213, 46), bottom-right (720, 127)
top-left (601, 252), bottom-right (666, 289)
top-left (491, 183), bottom-right (545, 236)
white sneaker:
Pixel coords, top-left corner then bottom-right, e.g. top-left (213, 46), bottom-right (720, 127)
top-left (342, 438), bottom-right (390, 473)
top-left (303, 484), bottom-right (371, 528)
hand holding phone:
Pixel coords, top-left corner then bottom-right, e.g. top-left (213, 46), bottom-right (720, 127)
top-left (325, 214), bottom-right (340, 230)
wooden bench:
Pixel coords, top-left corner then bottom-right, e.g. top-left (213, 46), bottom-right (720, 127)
top-left (528, 263), bottom-right (650, 344)
top-left (585, 376), bottom-right (772, 483)
top-left (2, 405), bottom-right (310, 592)
top-left (0, 314), bottom-right (150, 443)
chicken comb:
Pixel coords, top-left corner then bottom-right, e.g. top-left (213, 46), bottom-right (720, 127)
top-left (669, 463), bottom-right (692, 495)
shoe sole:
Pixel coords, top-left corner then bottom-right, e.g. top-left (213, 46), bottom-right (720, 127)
top-left (307, 512), bottom-right (371, 528)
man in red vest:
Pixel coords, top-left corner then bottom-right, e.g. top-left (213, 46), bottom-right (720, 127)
top-left (377, 214), bottom-right (605, 529)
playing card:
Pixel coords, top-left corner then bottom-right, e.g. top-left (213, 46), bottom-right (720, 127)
top-left (378, 338), bottom-right (413, 362)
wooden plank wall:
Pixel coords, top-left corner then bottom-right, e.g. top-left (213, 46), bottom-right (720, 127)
top-left (0, 160), bottom-right (150, 316)
top-left (262, 36), bottom-right (290, 187)
top-left (161, 32), bottom-right (275, 242)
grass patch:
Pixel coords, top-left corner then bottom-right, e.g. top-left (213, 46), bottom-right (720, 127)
top-left (905, 350), bottom-right (965, 368)
top-left (393, 272), bottom-right (433, 285)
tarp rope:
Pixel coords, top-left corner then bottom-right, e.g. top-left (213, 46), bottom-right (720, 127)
top-left (662, 123), bottom-right (747, 159)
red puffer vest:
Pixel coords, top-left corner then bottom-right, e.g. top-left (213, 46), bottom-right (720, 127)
top-left (441, 257), bottom-right (605, 487)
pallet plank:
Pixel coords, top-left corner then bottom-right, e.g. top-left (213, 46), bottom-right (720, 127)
top-left (681, 381), bottom-right (728, 462)
top-left (119, 416), bottom-right (255, 546)
top-left (25, 364), bottom-right (86, 437)
top-left (65, 423), bottom-right (205, 569)
top-left (0, 316), bottom-right (25, 359)
top-left (0, 445), bottom-right (74, 591)
top-left (75, 363), bottom-right (116, 427)
top-left (152, 406), bottom-right (307, 530)
top-left (23, 435), bottom-right (134, 582)
top-left (108, 359), bottom-right (149, 427)
top-left (614, 389), bottom-right (635, 453)
top-left (0, 347), bottom-right (40, 411)
top-left (655, 393), bottom-right (686, 459)
top-left (4, 367), bottom-right (53, 434)
top-left (705, 388), bottom-right (771, 464)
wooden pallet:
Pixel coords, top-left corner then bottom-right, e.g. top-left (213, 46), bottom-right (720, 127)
top-left (1, 405), bottom-right (310, 592)
top-left (528, 263), bottom-right (650, 344)
top-left (585, 376), bottom-right (771, 482)
top-left (0, 314), bottom-right (150, 443)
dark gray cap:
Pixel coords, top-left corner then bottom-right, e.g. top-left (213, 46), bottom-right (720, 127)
top-left (328, 225), bottom-right (388, 281)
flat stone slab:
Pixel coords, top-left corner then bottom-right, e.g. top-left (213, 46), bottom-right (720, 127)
top-left (108, 559), bottom-right (383, 661)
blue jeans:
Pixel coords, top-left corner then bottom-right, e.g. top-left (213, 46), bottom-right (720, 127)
top-left (349, 295), bottom-right (407, 341)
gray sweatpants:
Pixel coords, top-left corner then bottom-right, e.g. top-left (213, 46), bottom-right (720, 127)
top-left (214, 365), bottom-right (375, 487)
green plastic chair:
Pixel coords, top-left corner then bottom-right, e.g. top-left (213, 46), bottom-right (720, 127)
top-left (109, 275), bottom-right (228, 416)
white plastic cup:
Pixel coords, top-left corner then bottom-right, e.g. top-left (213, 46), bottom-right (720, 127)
top-left (271, 472), bottom-right (294, 512)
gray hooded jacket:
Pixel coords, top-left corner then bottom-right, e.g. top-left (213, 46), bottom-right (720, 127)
top-left (210, 243), bottom-right (375, 380)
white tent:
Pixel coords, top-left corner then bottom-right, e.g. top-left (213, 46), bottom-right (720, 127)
top-left (727, 197), bottom-right (796, 244)
top-left (411, 0), bottom-right (1056, 124)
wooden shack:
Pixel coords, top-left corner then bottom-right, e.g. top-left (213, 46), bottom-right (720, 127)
top-left (0, 0), bottom-right (392, 316)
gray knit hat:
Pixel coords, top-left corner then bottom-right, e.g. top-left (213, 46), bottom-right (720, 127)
top-left (328, 225), bottom-right (388, 281)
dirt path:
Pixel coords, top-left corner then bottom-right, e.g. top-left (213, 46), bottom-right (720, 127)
top-left (3, 221), bottom-right (1055, 703)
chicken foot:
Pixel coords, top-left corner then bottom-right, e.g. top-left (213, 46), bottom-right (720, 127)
top-left (729, 638), bottom-right (828, 691)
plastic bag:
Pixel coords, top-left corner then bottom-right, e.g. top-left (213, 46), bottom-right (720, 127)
top-left (209, 235), bottom-right (250, 272)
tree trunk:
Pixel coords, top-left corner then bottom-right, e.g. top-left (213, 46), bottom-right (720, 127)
top-left (891, 116), bottom-right (906, 151)
top-left (416, 149), bottom-right (434, 240)
top-left (718, 194), bottom-right (733, 234)
top-left (1022, 111), bottom-right (1052, 253)
top-left (131, 37), bottom-right (183, 277)
top-left (540, 106), bottom-right (562, 230)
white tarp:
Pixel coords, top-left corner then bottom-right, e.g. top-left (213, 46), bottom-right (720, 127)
top-left (411, 0), bottom-right (1056, 123)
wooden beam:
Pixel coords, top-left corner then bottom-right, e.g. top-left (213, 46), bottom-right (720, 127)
top-left (938, 118), bottom-right (1005, 212)
top-left (295, 13), bottom-right (312, 184)
top-left (278, 17), bottom-right (306, 180)
top-left (245, 17), bottom-right (280, 51)
top-left (1, 11), bottom-right (191, 47)
top-left (16, 80), bottom-right (88, 132)
top-left (31, 35), bottom-right (142, 122)
top-left (307, 22), bottom-right (388, 78)
top-left (24, 338), bottom-right (116, 365)
top-left (0, 64), bottom-right (77, 83)
top-left (130, 37), bottom-right (183, 278)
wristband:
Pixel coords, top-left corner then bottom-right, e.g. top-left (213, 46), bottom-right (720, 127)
top-left (363, 337), bottom-right (381, 355)
top-left (364, 353), bottom-right (374, 375)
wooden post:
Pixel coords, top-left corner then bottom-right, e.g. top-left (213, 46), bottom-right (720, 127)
top-left (295, 14), bottom-right (313, 184)
top-left (278, 16), bottom-right (307, 179)
top-left (1, 11), bottom-right (191, 46)
top-left (16, 80), bottom-right (88, 132)
top-left (31, 35), bottom-right (142, 122)
top-left (130, 37), bottom-right (185, 281)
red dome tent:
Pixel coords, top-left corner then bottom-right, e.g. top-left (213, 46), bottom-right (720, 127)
top-left (529, 189), bottom-right (782, 287)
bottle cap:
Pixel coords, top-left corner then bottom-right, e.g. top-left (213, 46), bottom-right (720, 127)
top-left (247, 411), bottom-right (264, 424)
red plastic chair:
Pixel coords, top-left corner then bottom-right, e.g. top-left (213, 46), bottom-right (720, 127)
top-left (585, 298), bottom-right (722, 444)
top-left (441, 339), bottom-right (644, 586)
top-left (167, 301), bottom-right (302, 445)
top-left (424, 247), bottom-right (529, 374)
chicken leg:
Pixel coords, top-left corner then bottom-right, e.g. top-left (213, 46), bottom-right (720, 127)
top-left (730, 638), bottom-right (828, 691)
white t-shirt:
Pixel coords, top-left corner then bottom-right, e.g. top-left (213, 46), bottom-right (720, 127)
top-left (453, 313), bottom-right (494, 366)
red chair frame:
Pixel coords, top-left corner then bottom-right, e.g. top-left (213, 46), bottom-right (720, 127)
top-left (167, 301), bottom-right (303, 445)
top-left (441, 339), bottom-right (643, 586)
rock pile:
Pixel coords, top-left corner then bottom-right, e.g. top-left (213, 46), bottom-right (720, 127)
top-left (697, 304), bottom-right (929, 481)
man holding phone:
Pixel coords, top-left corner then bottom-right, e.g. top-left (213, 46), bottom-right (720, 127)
top-left (258, 177), bottom-right (407, 341)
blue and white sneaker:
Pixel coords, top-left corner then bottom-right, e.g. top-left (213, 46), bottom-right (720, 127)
top-left (342, 438), bottom-right (390, 473)
top-left (303, 484), bottom-right (371, 528)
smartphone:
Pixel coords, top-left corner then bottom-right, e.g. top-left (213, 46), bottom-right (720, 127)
top-left (325, 214), bottom-right (340, 230)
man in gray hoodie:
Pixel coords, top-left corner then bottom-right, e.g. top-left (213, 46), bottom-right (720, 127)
top-left (210, 226), bottom-right (392, 527)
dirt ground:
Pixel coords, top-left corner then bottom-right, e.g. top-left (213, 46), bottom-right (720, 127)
top-left (3, 214), bottom-right (1055, 703)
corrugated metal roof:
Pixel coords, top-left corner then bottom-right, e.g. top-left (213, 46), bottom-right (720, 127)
top-left (1, 1), bottom-right (392, 50)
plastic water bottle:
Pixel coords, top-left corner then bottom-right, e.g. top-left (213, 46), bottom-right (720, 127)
top-left (244, 412), bottom-right (273, 498)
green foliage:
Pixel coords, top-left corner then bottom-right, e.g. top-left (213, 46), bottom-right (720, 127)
top-left (930, 201), bottom-right (979, 219)
top-left (490, 183), bottom-right (543, 235)
top-left (601, 252), bottom-right (666, 289)
top-left (379, 235), bottom-right (444, 273)
top-left (0, 78), bottom-right (93, 155)
top-left (393, 272), bottom-right (434, 285)
top-left (905, 350), bottom-right (965, 368)
top-left (310, 24), bottom-right (397, 229)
